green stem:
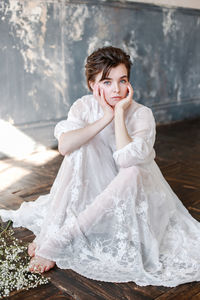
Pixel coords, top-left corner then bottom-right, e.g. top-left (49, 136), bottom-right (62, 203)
top-left (0, 220), bottom-right (12, 236)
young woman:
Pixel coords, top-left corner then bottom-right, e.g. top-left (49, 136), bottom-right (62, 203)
top-left (1, 46), bottom-right (200, 287)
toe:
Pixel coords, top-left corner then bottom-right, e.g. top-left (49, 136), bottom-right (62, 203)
top-left (28, 243), bottom-right (36, 257)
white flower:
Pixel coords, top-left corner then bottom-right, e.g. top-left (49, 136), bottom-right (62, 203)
top-left (0, 221), bottom-right (49, 299)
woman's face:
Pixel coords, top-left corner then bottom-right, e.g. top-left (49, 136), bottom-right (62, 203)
top-left (91, 64), bottom-right (129, 107)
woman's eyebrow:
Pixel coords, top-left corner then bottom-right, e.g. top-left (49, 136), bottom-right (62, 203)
top-left (102, 75), bottom-right (128, 80)
top-left (101, 77), bottom-right (112, 80)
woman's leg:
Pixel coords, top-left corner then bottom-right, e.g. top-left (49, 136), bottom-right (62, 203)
top-left (28, 242), bottom-right (37, 257)
top-left (28, 166), bottom-right (137, 273)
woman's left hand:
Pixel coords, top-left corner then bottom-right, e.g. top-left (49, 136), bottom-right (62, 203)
top-left (115, 83), bottom-right (134, 112)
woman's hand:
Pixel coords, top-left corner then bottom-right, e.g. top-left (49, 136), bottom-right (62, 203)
top-left (114, 83), bottom-right (133, 150)
top-left (115, 83), bottom-right (134, 113)
top-left (93, 83), bottom-right (114, 122)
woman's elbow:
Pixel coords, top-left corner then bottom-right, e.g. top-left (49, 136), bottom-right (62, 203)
top-left (58, 144), bottom-right (66, 156)
top-left (59, 144), bottom-right (72, 156)
top-left (58, 138), bottom-right (70, 156)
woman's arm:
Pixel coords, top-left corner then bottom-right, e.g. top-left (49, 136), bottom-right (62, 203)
top-left (58, 114), bottom-right (111, 156)
top-left (58, 85), bottom-right (114, 156)
top-left (114, 83), bottom-right (134, 150)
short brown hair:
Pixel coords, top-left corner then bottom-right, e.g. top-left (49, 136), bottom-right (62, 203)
top-left (85, 46), bottom-right (132, 91)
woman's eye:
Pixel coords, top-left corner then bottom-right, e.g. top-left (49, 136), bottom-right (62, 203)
top-left (103, 81), bottom-right (111, 85)
top-left (120, 79), bottom-right (127, 84)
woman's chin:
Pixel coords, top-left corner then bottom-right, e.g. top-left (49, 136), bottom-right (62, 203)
top-left (107, 99), bottom-right (121, 107)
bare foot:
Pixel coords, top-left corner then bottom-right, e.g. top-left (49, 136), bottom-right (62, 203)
top-left (28, 242), bottom-right (37, 257)
top-left (29, 255), bottom-right (55, 273)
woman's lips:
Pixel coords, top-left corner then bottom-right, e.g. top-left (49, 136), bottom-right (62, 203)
top-left (111, 96), bottom-right (121, 100)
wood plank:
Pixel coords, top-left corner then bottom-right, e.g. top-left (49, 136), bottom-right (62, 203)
top-left (154, 282), bottom-right (200, 299)
top-left (9, 282), bottom-right (74, 300)
top-left (0, 192), bottom-right (24, 210)
top-left (47, 269), bottom-right (110, 300)
top-left (13, 227), bottom-right (35, 244)
top-left (191, 292), bottom-right (200, 300)
top-left (48, 268), bottom-right (169, 300)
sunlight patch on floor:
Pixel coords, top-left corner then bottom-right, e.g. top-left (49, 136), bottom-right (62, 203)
top-left (23, 149), bottom-right (59, 166)
top-left (0, 119), bottom-right (46, 159)
top-left (0, 164), bottom-right (31, 191)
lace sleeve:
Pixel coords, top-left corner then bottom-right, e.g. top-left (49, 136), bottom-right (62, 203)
top-left (113, 106), bottom-right (156, 168)
top-left (54, 98), bottom-right (89, 141)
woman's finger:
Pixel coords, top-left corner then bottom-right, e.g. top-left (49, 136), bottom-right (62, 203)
top-left (93, 83), bottom-right (101, 100)
top-left (100, 88), bottom-right (111, 107)
top-left (127, 83), bottom-right (134, 99)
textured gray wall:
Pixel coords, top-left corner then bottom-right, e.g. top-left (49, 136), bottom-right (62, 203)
top-left (0, 0), bottom-right (200, 153)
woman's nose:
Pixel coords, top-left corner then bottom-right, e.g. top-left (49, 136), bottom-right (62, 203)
top-left (113, 83), bottom-right (120, 93)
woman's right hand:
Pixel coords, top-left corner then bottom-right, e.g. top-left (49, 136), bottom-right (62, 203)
top-left (93, 83), bottom-right (114, 123)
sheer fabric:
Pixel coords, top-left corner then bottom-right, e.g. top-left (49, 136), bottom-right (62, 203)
top-left (1, 94), bottom-right (200, 287)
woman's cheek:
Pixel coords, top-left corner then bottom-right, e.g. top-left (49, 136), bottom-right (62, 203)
top-left (102, 87), bottom-right (110, 100)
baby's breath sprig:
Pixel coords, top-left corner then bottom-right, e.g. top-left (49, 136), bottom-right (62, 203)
top-left (0, 219), bottom-right (49, 299)
top-left (0, 220), bottom-right (12, 237)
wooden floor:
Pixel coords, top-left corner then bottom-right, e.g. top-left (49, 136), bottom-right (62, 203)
top-left (0, 118), bottom-right (200, 300)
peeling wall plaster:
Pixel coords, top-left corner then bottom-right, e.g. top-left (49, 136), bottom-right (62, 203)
top-left (7, 1), bottom-right (47, 73)
top-left (162, 8), bottom-right (181, 38)
top-left (163, 9), bottom-right (175, 36)
top-left (4, 0), bottom-right (68, 105)
top-left (65, 5), bottom-right (89, 41)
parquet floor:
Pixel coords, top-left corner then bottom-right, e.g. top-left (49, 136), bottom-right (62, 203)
top-left (0, 118), bottom-right (200, 300)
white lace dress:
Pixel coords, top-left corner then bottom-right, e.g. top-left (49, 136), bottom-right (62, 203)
top-left (1, 94), bottom-right (200, 287)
